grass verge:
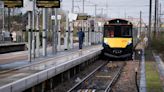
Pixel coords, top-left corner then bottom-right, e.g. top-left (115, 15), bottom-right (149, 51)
top-left (145, 61), bottom-right (163, 92)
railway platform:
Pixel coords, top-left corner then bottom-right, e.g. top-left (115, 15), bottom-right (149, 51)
top-left (0, 42), bottom-right (26, 54)
top-left (0, 43), bottom-right (78, 65)
top-left (134, 40), bottom-right (147, 92)
top-left (0, 45), bottom-right (102, 92)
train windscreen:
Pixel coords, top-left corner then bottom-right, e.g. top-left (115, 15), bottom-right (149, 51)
top-left (104, 25), bottom-right (132, 37)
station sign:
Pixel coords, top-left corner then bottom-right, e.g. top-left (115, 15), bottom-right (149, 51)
top-left (0, 1), bottom-right (4, 8)
top-left (23, 0), bottom-right (33, 12)
top-left (77, 14), bottom-right (90, 20)
top-left (2, 0), bottom-right (23, 8)
top-left (51, 15), bottom-right (61, 20)
top-left (68, 13), bottom-right (77, 22)
top-left (36, 0), bottom-right (60, 8)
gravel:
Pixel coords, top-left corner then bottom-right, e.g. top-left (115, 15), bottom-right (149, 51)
top-left (112, 61), bottom-right (139, 92)
top-left (53, 60), bottom-right (105, 92)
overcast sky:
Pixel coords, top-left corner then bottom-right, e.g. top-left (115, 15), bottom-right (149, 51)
top-left (61, 0), bottom-right (164, 23)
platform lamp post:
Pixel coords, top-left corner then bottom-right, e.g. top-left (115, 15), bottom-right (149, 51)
top-left (139, 11), bottom-right (142, 37)
top-left (64, 11), bottom-right (69, 50)
top-left (57, 15), bottom-right (61, 51)
top-left (35, 10), bottom-right (41, 58)
top-left (51, 8), bottom-right (58, 54)
top-left (93, 4), bottom-right (97, 44)
top-left (67, 13), bottom-right (77, 49)
top-left (70, 0), bottom-right (75, 49)
top-left (27, 11), bottom-right (32, 62)
top-left (53, 8), bottom-right (58, 54)
top-left (81, 0), bottom-right (85, 47)
top-left (32, 0), bottom-right (36, 58)
top-left (42, 8), bottom-right (48, 56)
top-left (7, 8), bottom-right (10, 34)
top-left (24, 0), bottom-right (33, 62)
top-left (81, 0), bottom-right (85, 46)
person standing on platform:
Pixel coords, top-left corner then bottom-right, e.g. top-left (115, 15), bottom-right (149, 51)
top-left (77, 28), bottom-right (85, 50)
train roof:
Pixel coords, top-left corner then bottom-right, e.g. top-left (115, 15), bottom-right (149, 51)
top-left (104, 18), bottom-right (133, 25)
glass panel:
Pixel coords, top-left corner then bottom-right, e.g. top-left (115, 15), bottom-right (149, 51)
top-left (104, 25), bottom-right (132, 37)
top-left (121, 26), bottom-right (132, 37)
top-left (104, 26), bottom-right (114, 37)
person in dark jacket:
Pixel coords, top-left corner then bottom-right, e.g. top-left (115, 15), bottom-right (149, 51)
top-left (77, 28), bottom-right (85, 49)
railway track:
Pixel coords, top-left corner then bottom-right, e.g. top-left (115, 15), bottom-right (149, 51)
top-left (68, 61), bottom-right (125, 92)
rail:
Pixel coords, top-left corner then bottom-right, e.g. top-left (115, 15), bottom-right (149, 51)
top-left (68, 61), bottom-right (125, 92)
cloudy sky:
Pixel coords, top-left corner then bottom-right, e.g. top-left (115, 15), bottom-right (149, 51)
top-left (61, 0), bottom-right (164, 23)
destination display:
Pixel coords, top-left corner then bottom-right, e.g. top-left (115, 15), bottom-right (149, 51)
top-left (77, 15), bottom-right (90, 20)
top-left (2, 0), bottom-right (23, 8)
top-left (36, 0), bottom-right (60, 8)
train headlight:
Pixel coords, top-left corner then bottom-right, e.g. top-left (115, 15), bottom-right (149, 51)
top-left (127, 40), bottom-right (132, 45)
top-left (104, 39), bottom-right (108, 44)
top-left (103, 39), bottom-right (109, 47)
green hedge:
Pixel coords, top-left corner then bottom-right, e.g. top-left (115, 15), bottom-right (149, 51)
top-left (151, 32), bottom-right (164, 53)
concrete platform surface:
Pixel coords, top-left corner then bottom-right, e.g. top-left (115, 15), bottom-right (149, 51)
top-left (0, 45), bottom-right (102, 92)
top-left (0, 43), bottom-right (78, 64)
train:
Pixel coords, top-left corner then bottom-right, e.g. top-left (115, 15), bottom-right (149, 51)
top-left (102, 18), bottom-right (138, 60)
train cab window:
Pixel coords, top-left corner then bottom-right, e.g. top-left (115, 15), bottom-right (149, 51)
top-left (104, 25), bottom-right (132, 37)
top-left (114, 26), bottom-right (121, 37)
top-left (122, 26), bottom-right (132, 37)
top-left (109, 30), bottom-right (114, 37)
top-left (104, 26), bottom-right (114, 37)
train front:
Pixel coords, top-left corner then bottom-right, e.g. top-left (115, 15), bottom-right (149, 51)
top-left (102, 19), bottom-right (133, 59)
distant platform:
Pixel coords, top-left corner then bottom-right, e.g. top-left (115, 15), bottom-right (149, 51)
top-left (0, 42), bottom-right (26, 54)
top-left (135, 42), bottom-right (144, 51)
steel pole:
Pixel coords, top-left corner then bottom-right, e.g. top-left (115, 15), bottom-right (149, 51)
top-left (70, 0), bottom-right (75, 49)
top-left (54, 8), bottom-right (58, 54)
top-left (2, 6), bottom-right (4, 32)
top-left (82, 0), bottom-right (84, 13)
top-left (82, 0), bottom-right (84, 46)
top-left (148, 0), bottom-right (152, 45)
top-left (93, 4), bottom-right (97, 44)
top-left (36, 12), bottom-right (40, 57)
top-left (159, 3), bottom-right (161, 32)
top-left (8, 8), bottom-right (10, 32)
top-left (72, 0), bottom-right (74, 13)
top-left (156, 0), bottom-right (159, 35)
top-left (64, 12), bottom-right (69, 50)
top-left (2, 5), bottom-right (5, 42)
top-left (52, 9), bottom-right (55, 54)
top-left (28, 12), bottom-right (32, 62)
top-left (58, 17), bottom-right (61, 50)
top-left (42, 8), bottom-right (47, 56)
top-left (70, 22), bottom-right (74, 48)
top-left (89, 21), bottom-right (92, 45)
top-left (140, 11), bottom-right (142, 37)
top-left (32, 0), bottom-right (36, 58)
top-left (154, 0), bottom-right (157, 38)
top-left (85, 21), bottom-right (88, 46)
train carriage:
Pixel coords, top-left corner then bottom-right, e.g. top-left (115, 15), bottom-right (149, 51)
top-left (102, 19), bottom-right (135, 59)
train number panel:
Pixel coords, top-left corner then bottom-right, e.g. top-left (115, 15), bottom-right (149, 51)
top-left (102, 19), bottom-right (133, 59)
